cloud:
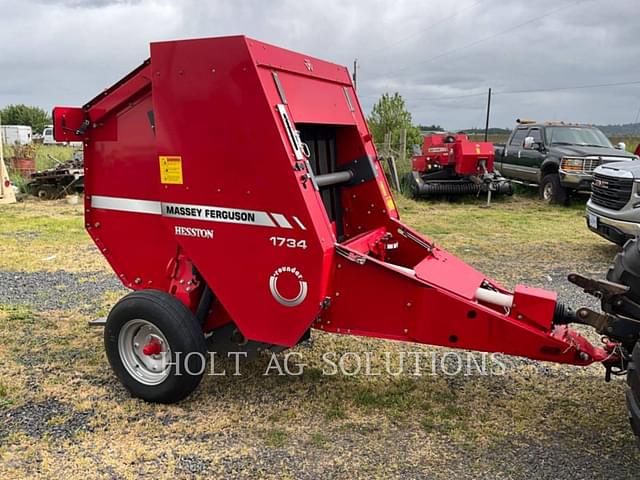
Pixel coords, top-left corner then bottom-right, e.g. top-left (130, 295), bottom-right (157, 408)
top-left (0, 0), bottom-right (638, 129)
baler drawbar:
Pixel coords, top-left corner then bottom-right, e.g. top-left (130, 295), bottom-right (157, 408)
top-left (53, 36), bottom-right (640, 439)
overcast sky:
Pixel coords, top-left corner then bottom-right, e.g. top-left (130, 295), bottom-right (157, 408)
top-left (1, 0), bottom-right (638, 130)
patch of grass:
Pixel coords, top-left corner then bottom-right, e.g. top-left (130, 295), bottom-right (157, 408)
top-left (0, 305), bottom-right (36, 324)
top-left (309, 432), bottom-right (327, 448)
top-left (325, 402), bottom-right (347, 421)
top-left (263, 428), bottom-right (287, 447)
top-left (0, 382), bottom-right (12, 408)
top-left (4, 144), bottom-right (76, 171)
top-left (353, 377), bottom-right (417, 411)
top-left (0, 198), bottom-right (108, 272)
top-left (396, 193), bottom-right (618, 284)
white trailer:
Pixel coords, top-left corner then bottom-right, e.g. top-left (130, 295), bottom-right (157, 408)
top-left (0, 117), bottom-right (17, 204)
top-left (1, 125), bottom-right (32, 145)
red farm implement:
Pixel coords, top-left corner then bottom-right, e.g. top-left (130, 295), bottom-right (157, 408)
top-left (54, 36), bottom-right (640, 439)
top-left (405, 133), bottom-right (512, 198)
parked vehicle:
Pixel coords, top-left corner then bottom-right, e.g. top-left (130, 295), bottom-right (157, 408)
top-left (586, 159), bottom-right (640, 245)
top-left (0, 125), bottom-right (32, 145)
top-left (494, 120), bottom-right (637, 204)
top-left (42, 125), bottom-right (57, 145)
top-left (43, 125), bottom-right (82, 147)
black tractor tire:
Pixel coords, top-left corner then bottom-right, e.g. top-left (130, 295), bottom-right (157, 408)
top-left (606, 238), bottom-right (640, 442)
top-left (626, 343), bottom-right (640, 442)
top-left (539, 173), bottom-right (569, 205)
top-left (104, 289), bottom-right (207, 403)
top-left (606, 238), bottom-right (640, 318)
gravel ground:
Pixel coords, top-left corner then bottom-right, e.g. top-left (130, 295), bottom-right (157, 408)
top-left (0, 398), bottom-right (94, 441)
top-left (0, 270), bottom-right (125, 313)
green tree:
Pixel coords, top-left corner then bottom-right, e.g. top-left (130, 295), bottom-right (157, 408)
top-left (0, 104), bottom-right (51, 134)
top-left (367, 93), bottom-right (422, 156)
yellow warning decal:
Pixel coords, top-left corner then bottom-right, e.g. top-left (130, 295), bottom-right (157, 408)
top-left (386, 197), bottom-right (396, 211)
top-left (379, 180), bottom-right (389, 197)
top-left (159, 156), bottom-right (183, 184)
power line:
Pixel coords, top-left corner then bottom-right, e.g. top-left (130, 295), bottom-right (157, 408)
top-left (386, 0), bottom-right (589, 77)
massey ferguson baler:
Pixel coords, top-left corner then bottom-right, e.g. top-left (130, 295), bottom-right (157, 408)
top-left (53, 36), bottom-right (640, 439)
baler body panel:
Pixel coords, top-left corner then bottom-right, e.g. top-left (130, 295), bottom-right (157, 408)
top-left (148, 36), bottom-right (353, 346)
top-left (59, 35), bottom-right (608, 366)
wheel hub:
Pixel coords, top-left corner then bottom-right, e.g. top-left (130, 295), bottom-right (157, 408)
top-left (118, 319), bottom-right (172, 385)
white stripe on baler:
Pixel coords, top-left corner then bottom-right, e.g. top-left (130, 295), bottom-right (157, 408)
top-left (91, 195), bottom-right (162, 215)
top-left (90, 195), bottom-right (307, 230)
top-left (271, 213), bottom-right (293, 229)
top-left (292, 216), bottom-right (307, 230)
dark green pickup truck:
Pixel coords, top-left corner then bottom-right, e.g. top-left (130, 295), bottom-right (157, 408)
top-left (494, 121), bottom-right (637, 204)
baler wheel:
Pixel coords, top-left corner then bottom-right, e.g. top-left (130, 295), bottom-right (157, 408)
top-left (104, 289), bottom-right (207, 403)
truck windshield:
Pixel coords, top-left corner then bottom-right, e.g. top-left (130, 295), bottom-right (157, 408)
top-left (547, 127), bottom-right (613, 148)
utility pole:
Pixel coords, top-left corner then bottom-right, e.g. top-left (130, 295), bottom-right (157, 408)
top-left (352, 58), bottom-right (358, 90)
top-left (484, 87), bottom-right (492, 142)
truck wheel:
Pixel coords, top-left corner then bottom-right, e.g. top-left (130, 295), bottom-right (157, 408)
top-left (539, 174), bottom-right (569, 205)
top-left (104, 289), bottom-right (207, 403)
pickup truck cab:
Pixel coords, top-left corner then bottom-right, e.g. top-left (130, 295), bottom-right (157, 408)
top-left (494, 120), bottom-right (636, 204)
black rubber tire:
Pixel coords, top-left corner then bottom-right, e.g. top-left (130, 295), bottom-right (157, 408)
top-left (606, 238), bottom-right (640, 318)
top-left (606, 238), bottom-right (640, 442)
top-left (627, 343), bottom-right (640, 442)
top-left (539, 173), bottom-right (569, 205)
top-left (104, 289), bottom-right (207, 403)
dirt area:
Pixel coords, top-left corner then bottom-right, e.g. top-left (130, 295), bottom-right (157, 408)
top-left (0, 194), bottom-right (638, 479)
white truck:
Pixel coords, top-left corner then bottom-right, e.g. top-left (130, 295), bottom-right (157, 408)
top-left (43, 125), bottom-right (82, 147)
top-left (0, 125), bottom-right (32, 145)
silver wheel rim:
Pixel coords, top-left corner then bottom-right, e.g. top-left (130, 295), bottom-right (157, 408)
top-left (118, 319), bottom-right (172, 386)
top-left (543, 182), bottom-right (553, 201)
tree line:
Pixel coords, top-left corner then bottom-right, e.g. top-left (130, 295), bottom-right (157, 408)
top-left (0, 104), bottom-right (51, 133)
